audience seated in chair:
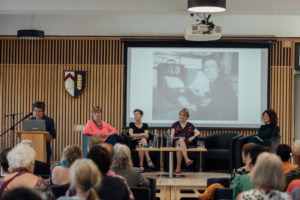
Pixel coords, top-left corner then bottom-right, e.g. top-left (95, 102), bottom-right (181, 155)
top-left (232, 144), bottom-right (270, 199)
top-left (57, 159), bottom-right (101, 200)
top-left (50, 145), bottom-right (82, 185)
top-left (86, 145), bottom-right (131, 200)
top-left (112, 143), bottom-right (150, 187)
top-left (1, 187), bottom-right (42, 200)
top-left (20, 140), bottom-right (50, 176)
top-left (276, 144), bottom-right (297, 175)
top-left (237, 152), bottom-right (290, 200)
top-left (0, 144), bottom-right (54, 199)
top-left (0, 147), bottom-right (12, 177)
top-left (285, 142), bottom-right (300, 190)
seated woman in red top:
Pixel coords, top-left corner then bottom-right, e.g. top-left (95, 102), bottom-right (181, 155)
top-left (83, 106), bottom-right (118, 145)
top-left (171, 108), bottom-right (201, 175)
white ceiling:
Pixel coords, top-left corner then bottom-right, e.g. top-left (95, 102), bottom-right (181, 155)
top-left (0, 0), bottom-right (300, 15)
top-left (0, 0), bottom-right (300, 36)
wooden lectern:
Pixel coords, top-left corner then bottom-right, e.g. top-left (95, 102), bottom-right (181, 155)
top-left (16, 131), bottom-right (52, 162)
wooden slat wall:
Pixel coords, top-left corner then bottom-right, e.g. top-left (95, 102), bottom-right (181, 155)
top-left (0, 37), bottom-right (295, 161)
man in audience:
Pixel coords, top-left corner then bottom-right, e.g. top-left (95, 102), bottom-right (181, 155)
top-left (276, 144), bottom-right (297, 174)
top-left (87, 145), bottom-right (131, 200)
top-left (0, 147), bottom-right (12, 177)
top-left (286, 142), bottom-right (300, 189)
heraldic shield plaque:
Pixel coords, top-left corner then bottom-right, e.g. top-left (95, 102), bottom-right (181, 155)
top-left (64, 71), bottom-right (86, 97)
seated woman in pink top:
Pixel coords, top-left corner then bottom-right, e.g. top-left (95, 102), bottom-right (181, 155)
top-left (83, 106), bottom-right (118, 145)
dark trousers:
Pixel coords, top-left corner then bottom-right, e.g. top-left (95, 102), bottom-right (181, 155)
top-left (105, 135), bottom-right (118, 146)
top-left (46, 142), bottom-right (52, 167)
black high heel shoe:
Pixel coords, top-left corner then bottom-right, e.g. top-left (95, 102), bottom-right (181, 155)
top-left (147, 160), bottom-right (155, 169)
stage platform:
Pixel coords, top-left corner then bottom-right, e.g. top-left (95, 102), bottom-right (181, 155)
top-left (144, 171), bottom-right (230, 200)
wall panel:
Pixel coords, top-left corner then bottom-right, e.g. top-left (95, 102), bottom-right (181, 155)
top-left (0, 37), bottom-right (295, 161)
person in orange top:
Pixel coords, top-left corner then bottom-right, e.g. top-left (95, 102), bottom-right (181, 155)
top-left (83, 106), bottom-right (118, 145)
top-left (276, 144), bottom-right (297, 174)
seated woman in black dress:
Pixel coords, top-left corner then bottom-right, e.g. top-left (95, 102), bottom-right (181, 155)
top-left (248, 109), bottom-right (280, 145)
top-left (171, 108), bottom-right (201, 175)
top-left (129, 109), bottom-right (155, 171)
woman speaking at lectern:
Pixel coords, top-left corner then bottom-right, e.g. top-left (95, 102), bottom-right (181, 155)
top-left (83, 106), bottom-right (118, 145)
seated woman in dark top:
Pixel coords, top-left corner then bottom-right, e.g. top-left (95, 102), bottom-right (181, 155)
top-left (129, 109), bottom-right (155, 171)
top-left (171, 108), bottom-right (201, 175)
top-left (248, 109), bottom-right (280, 145)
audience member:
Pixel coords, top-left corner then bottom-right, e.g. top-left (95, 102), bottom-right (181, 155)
top-left (1, 187), bottom-right (42, 200)
top-left (0, 147), bottom-right (12, 177)
top-left (112, 144), bottom-right (150, 187)
top-left (58, 159), bottom-right (101, 200)
top-left (0, 144), bottom-right (54, 199)
top-left (20, 140), bottom-right (50, 176)
top-left (101, 143), bottom-right (134, 200)
top-left (276, 144), bottom-right (297, 174)
top-left (237, 152), bottom-right (290, 200)
top-left (86, 145), bottom-right (130, 200)
top-left (232, 144), bottom-right (269, 199)
top-left (285, 142), bottom-right (300, 189)
top-left (88, 136), bottom-right (104, 151)
top-left (230, 143), bottom-right (256, 185)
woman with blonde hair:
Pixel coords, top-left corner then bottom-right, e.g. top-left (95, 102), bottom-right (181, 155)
top-left (237, 152), bottom-right (290, 200)
top-left (170, 108), bottom-right (201, 174)
top-left (83, 106), bottom-right (118, 145)
top-left (58, 159), bottom-right (102, 200)
top-left (50, 145), bottom-right (82, 185)
top-left (112, 144), bottom-right (149, 187)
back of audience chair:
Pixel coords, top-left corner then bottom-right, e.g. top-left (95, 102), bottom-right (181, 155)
top-left (50, 184), bottom-right (70, 199)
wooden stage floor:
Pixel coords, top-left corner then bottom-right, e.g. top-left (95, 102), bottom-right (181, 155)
top-left (143, 171), bottom-right (230, 200)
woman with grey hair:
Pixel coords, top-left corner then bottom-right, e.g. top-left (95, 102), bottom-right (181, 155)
top-left (111, 144), bottom-right (149, 187)
top-left (0, 144), bottom-right (54, 199)
top-left (236, 152), bottom-right (291, 200)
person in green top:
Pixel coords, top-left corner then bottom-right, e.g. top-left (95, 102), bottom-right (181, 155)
top-left (248, 109), bottom-right (279, 146)
top-left (232, 144), bottom-right (270, 199)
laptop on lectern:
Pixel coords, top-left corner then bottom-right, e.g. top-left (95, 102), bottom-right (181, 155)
top-left (24, 120), bottom-right (46, 131)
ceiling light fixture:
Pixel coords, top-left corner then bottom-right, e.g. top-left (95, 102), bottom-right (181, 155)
top-left (17, 15), bottom-right (45, 40)
top-left (187, 0), bottom-right (226, 13)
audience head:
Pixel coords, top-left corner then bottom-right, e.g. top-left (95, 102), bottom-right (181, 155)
top-left (241, 143), bottom-right (256, 164)
top-left (88, 136), bottom-right (104, 150)
top-left (247, 144), bottom-right (270, 169)
top-left (112, 144), bottom-right (133, 169)
top-left (7, 144), bottom-right (36, 173)
top-left (276, 144), bottom-right (292, 162)
top-left (92, 106), bottom-right (102, 122)
top-left (70, 159), bottom-right (101, 200)
top-left (1, 187), bottom-right (42, 200)
top-left (87, 145), bottom-right (111, 175)
top-left (179, 108), bottom-right (190, 121)
top-left (251, 152), bottom-right (285, 191)
top-left (100, 143), bottom-right (114, 159)
top-left (133, 109), bottom-right (143, 122)
top-left (262, 109), bottom-right (278, 125)
top-left (61, 145), bottom-right (82, 166)
top-left (0, 147), bottom-right (12, 173)
top-left (291, 142), bottom-right (300, 165)
top-left (32, 101), bottom-right (45, 119)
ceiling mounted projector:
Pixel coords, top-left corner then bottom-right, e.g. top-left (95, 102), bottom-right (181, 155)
top-left (187, 0), bottom-right (226, 13)
top-left (17, 29), bottom-right (44, 40)
top-left (185, 14), bottom-right (222, 41)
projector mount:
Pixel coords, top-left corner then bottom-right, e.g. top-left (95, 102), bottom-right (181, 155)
top-left (190, 13), bottom-right (215, 34)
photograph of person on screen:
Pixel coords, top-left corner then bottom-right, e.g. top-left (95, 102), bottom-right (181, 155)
top-left (152, 52), bottom-right (238, 121)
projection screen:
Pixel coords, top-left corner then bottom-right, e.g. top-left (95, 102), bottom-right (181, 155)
top-left (125, 41), bottom-right (270, 128)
